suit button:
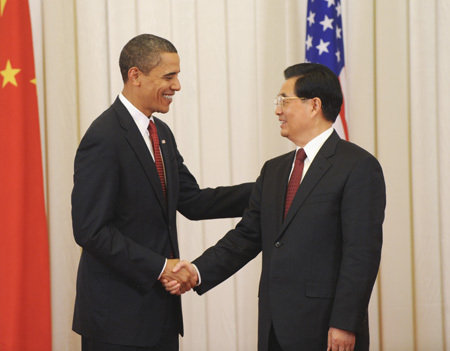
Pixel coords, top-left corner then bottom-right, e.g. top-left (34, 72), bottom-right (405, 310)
top-left (274, 241), bottom-right (282, 248)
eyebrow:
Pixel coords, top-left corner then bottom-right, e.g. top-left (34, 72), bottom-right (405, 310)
top-left (163, 71), bottom-right (180, 77)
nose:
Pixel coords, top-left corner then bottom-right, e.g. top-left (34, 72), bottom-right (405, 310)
top-left (275, 104), bottom-right (282, 116)
top-left (171, 77), bottom-right (181, 91)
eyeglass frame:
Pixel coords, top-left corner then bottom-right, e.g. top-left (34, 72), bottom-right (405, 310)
top-left (274, 95), bottom-right (309, 107)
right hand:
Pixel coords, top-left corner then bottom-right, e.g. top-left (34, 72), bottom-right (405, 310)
top-left (160, 260), bottom-right (198, 295)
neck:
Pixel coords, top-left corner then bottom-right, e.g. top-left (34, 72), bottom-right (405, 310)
top-left (293, 122), bottom-right (332, 147)
top-left (122, 86), bottom-right (153, 117)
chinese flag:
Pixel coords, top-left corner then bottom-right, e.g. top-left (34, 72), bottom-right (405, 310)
top-left (0, 0), bottom-right (52, 349)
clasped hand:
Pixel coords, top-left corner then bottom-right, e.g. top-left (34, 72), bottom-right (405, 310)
top-left (160, 259), bottom-right (197, 295)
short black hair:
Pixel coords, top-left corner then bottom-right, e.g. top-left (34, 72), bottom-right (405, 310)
top-left (283, 63), bottom-right (343, 122)
top-left (119, 34), bottom-right (178, 83)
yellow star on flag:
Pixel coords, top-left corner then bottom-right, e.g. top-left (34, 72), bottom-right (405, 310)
top-left (1, 0), bottom-right (6, 16)
top-left (1, 60), bottom-right (21, 88)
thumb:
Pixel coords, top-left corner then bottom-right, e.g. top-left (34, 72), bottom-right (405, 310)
top-left (172, 260), bottom-right (189, 273)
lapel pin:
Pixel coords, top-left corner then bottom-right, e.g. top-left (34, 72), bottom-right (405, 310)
top-left (162, 140), bottom-right (166, 144)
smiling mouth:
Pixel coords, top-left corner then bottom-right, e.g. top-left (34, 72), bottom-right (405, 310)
top-left (163, 95), bottom-right (173, 101)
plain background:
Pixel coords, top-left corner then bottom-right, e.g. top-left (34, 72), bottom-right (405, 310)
top-left (26, 0), bottom-right (450, 350)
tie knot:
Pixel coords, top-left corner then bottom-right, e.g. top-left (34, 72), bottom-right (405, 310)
top-left (296, 148), bottom-right (307, 163)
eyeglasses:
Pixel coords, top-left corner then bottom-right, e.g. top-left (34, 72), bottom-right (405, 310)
top-left (274, 95), bottom-right (308, 107)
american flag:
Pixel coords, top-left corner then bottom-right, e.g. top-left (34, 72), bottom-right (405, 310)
top-left (305, 0), bottom-right (348, 140)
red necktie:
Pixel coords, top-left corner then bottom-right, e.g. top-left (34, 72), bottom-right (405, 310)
top-left (148, 121), bottom-right (174, 258)
top-left (148, 121), bottom-right (167, 203)
top-left (284, 148), bottom-right (307, 218)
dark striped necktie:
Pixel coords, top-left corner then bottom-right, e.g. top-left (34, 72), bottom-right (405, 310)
top-left (284, 148), bottom-right (307, 218)
top-left (148, 121), bottom-right (167, 203)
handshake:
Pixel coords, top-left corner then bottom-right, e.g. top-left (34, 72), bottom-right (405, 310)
top-left (159, 259), bottom-right (198, 295)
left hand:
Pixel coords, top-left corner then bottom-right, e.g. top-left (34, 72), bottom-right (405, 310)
top-left (327, 327), bottom-right (355, 351)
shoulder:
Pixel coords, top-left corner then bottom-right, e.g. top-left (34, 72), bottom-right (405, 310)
top-left (77, 104), bottom-right (124, 153)
top-left (335, 139), bottom-right (381, 167)
top-left (153, 116), bottom-right (173, 134)
top-left (153, 116), bottom-right (176, 143)
top-left (258, 151), bottom-right (295, 178)
top-left (264, 150), bottom-right (295, 166)
top-left (331, 140), bottom-right (385, 187)
top-left (83, 99), bottom-right (128, 138)
top-left (337, 139), bottom-right (375, 157)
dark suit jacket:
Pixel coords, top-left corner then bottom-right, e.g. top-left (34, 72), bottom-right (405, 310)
top-left (71, 97), bottom-right (253, 347)
top-left (194, 131), bottom-right (386, 351)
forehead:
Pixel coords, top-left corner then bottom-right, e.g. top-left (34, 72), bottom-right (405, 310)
top-left (151, 52), bottom-right (180, 75)
top-left (279, 77), bottom-right (298, 96)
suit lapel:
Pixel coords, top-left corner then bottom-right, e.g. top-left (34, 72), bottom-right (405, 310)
top-left (112, 98), bottom-right (168, 218)
top-left (279, 131), bottom-right (340, 236)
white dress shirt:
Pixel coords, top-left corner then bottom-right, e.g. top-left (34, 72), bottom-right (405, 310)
top-left (288, 126), bottom-right (334, 182)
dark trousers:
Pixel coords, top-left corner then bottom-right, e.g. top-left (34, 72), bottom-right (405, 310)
top-left (82, 331), bottom-right (178, 351)
top-left (82, 297), bottom-right (179, 351)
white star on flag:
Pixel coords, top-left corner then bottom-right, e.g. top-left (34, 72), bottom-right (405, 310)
top-left (307, 11), bottom-right (316, 26)
top-left (324, 0), bottom-right (336, 8)
top-left (316, 39), bottom-right (330, 55)
top-left (335, 49), bottom-right (341, 62)
top-left (336, 2), bottom-right (342, 16)
top-left (336, 26), bottom-right (342, 39)
top-left (306, 35), bottom-right (313, 50)
top-left (320, 15), bottom-right (334, 31)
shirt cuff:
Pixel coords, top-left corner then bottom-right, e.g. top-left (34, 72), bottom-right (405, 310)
top-left (192, 263), bottom-right (201, 286)
top-left (158, 258), bottom-right (167, 280)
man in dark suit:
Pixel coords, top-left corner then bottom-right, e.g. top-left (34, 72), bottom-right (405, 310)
top-left (71, 34), bottom-right (253, 351)
top-left (165, 63), bottom-right (386, 351)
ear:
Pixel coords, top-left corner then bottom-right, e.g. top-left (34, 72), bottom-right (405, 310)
top-left (128, 67), bottom-right (141, 86)
top-left (310, 97), bottom-right (323, 116)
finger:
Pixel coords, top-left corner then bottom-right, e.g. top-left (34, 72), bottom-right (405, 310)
top-left (172, 260), bottom-right (190, 273)
top-left (160, 280), bottom-right (174, 288)
top-left (164, 282), bottom-right (181, 292)
top-left (167, 285), bottom-right (181, 292)
top-left (163, 280), bottom-right (179, 288)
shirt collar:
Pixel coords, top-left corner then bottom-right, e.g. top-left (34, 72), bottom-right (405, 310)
top-left (296, 127), bottom-right (334, 163)
top-left (119, 93), bottom-right (154, 131)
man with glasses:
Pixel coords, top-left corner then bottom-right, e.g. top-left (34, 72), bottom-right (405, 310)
top-left (164, 63), bottom-right (386, 351)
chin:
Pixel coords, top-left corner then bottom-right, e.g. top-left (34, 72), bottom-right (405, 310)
top-left (156, 108), bottom-right (170, 114)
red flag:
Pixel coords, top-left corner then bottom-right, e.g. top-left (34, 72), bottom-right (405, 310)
top-left (0, 0), bottom-right (52, 349)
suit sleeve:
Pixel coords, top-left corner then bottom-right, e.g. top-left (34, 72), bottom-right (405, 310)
top-left (329, 154), bottom-right (386, 332)
top-left (160, 124), bottom-right (253, 220)
top-left (192, 165), bottom-right (266, 294)
top-left (71, 129), bottom-right (165, 293)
